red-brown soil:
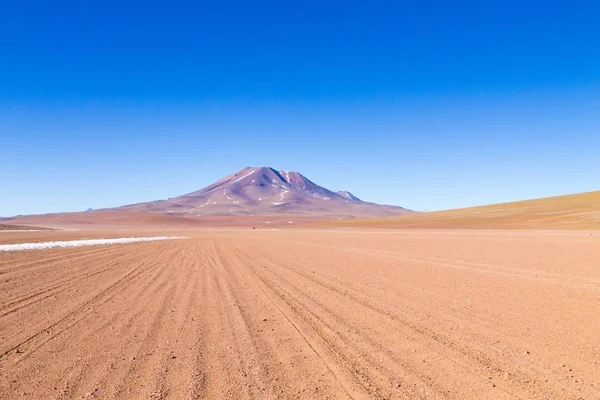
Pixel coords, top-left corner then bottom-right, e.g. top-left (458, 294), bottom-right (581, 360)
top-left (0, 224), bottom-right (52, 231)
top-left (3, 211), bottom-right (332, 231)
top-left (1, 228), bottom-right (599, 399)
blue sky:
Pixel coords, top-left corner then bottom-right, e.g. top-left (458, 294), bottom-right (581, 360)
top-left (1, 1), bottom-right (599, 216)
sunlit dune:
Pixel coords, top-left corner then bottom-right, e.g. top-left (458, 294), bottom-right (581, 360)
top-left (318, 190), bottom-right (600, 229)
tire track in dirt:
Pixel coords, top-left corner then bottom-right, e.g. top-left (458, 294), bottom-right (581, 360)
top-left (0, 242), bottom-right (183, 362)
top-left (0, 246), bottom-right (158, 319)
top-left (214, 240), bottom-right (363, 399)
top-left (221, 234), bottom-right (596, 399)
top-left (248, 235), bottom-right (600, 291)
top-left (225, 242), bottom-right (457, 400)
top-left (219, 242), bottom-right (369, 400)
top-left (1, 230), bottom-right (599, 399)
top-left (198, 239), bottom-right (269, 398)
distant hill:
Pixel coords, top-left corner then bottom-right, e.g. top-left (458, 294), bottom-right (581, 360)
top-left (318, 190), bottom-right (600, 229)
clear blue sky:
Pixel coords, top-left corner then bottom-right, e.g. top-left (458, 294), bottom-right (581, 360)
top-left (1, 1), bottom-right (599, 216)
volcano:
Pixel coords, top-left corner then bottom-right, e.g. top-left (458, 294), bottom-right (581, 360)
top-left (119, 166), bottom-right (411, 217)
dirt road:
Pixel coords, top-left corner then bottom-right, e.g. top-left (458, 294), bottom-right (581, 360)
top-left (1, 229), bottom-right (599, 399)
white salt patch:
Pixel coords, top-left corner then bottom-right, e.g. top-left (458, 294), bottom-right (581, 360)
top-left (0, 236), bottom-right (186, 252)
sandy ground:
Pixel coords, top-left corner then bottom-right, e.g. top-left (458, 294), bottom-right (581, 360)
top-left (1, 228), bottom-right (599, 399)
top-left (4, 211), bottom-right (334, 231)
top-left (318, 190), bottom-right (600, 230)
top-left (0, 224), bottom-right (52, 231)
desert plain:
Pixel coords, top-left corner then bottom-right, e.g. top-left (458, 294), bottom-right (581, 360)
top-left (1, 221), bottom-right (599, 399)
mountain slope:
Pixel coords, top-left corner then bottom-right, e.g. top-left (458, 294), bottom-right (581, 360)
top-left (319, 190), bottom-right (600, 229)
top-left (119, 166), bottom-right (411, 217)
top-left (336, 191), bottom-right (362, 201)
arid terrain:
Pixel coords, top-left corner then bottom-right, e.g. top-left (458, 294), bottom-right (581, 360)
top-left (321, 190), bottom-right (600, 230)
top-left (2, 212), bottom-right (333, 231)
top-left (0, 224), bottom-right (52, 231)
top-left (4, 1), bottom-right (596, 398)
top-left (1, 227), bottom-right (599, 399)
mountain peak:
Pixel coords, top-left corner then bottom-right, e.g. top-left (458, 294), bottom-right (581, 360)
top-left (119, 166), bottom-right (412, 217)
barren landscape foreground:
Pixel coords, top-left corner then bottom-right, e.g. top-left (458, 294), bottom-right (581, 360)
top-left (1, 228), bottom-right (599, 399)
